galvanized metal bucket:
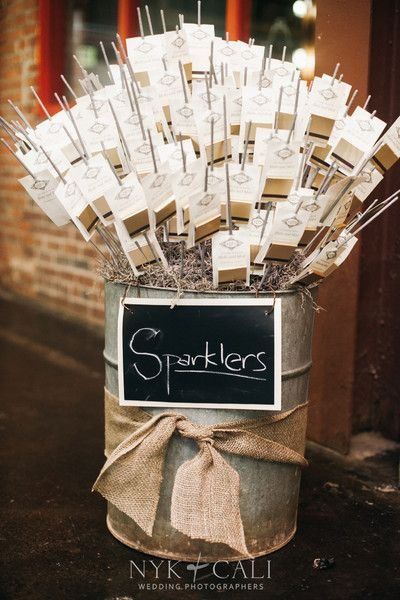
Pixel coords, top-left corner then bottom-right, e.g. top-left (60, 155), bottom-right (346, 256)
top-left (103, 281), bottom-right (317, 561)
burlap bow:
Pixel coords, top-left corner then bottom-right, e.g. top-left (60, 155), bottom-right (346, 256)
top-left (93, 389), bottom-right (308, 556)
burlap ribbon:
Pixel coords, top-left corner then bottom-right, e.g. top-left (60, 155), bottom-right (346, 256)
top-left (93, 389), bottom-right (308, 556)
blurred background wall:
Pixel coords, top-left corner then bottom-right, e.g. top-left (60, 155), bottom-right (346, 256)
top-left (0, 0), bottom-right (398, 451)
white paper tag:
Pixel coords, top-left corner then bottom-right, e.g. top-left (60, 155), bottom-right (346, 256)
top-left (157, 139), bottom-right (196, 172)
top-left (55, 176), bottom-right (97, 240)
top-left (19, 170), bottom-right (70, 226)
top-left (212, 229), bottom-right (250, 286)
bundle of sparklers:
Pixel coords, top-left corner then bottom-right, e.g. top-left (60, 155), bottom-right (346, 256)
top-left (1, 2), bottom-right (399, 289)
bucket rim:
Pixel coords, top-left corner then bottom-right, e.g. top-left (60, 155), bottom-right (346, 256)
top-left (104, 279), bottom-right (318, 297)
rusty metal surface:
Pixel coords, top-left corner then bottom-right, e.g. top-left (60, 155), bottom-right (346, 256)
top-left (104, 282), bottom-right (317, 561)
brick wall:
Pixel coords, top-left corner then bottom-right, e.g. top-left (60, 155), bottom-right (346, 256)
top-left (0, 0), bottom-right (104, 325)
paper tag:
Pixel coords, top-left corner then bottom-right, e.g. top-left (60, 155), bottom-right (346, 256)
top-left (141, 165), bottom-right (175, 228)
top-left (170, 100), bottom-right (199, 139)
top-left (183, 23), bottom-right (215, 74)
top-left (55, 176), bottom-right (97, 240)
top-left (148, 66), bottom-right (185, 110)
top-left (245, 208), bottom-right (274, 271)
top-left (269, 58), bottom-right (297, 84)
top-left (188, 189), bottom-right (221, 246)
top-left (308, 76), bottom-right (351, 120)
top-left (71, 154), bottom-right (117, 224)
top-left (105, 171), bottom-right (150, 237)
top-left (157, 139), bottom-right (196, 172)
top-left (164, 29), bottom-right (191, 66)
top-left (330, 106), bottom-right (386, 172)
top-left (115, 222), bottom-right (167, 274)
top-left (353, 165), bottom-right (383, 202)
top-left (212, 229), bottom-right (250, 286)
top-left (222, 163), bottom-right (261, 222)
top-left (126, 34), bottom-right (164, 76)
top-left (19, 170), bottom-right (70, 226)
top-left (17, 146), bottom-right (70, 178)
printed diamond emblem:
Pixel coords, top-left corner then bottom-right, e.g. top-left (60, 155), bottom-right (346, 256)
top-left (88, 99), bottom-right (104, 112)
top-left (221, 45), bottom-right (234, 56)
top-left (261, 76), bottom-right (272, 88)
top-left (232, 172), bottom-right (251, 185)
top-left (197, 193), bottom-right (214, 206)
top-left (319, 88), bottom-right (337, 101)
top-left (137, 143), bottom-right (151, 155)
top-left (172, 36), bottom-right (185, 48)
top-left (205, 111), bottom-right (221, 124)
top-left (89, 122), bottom-right (108, 135)
top-left (274, 66), bottom-right (289, 77)
top-left (251, 216), bottom-right (264, 228)
top-left (304, 202), bottom-right (320, 213)
top-left (35, 151), bottom-right (48, 165)
top-left (283, 85), bottom-right (296, 97)
top-left (207, 173), bottom-right (223, 187)
top-left (114, 91), bottom-right (127, 104)
top-left (335, 119), bottom-right (345, 130)
top-left (326, 250), bottom-right (337, 260)
top-left (241, 50), bottom-right (255, 61)
top-left (179, 173), bottom-right (195, 186)
top-left (159, 74), bottom-right (178, 87)
top-left (192, 28), bottom-right (208, 40)
top-left (118, 187), bottom-right (133, 199)
top-left (177, 105), bottom-right (194, 119)
top-left (137, 41), bottom-right (153, 54)
top-left (48, 122), bottom-right (62, 134)
top-left (31, 179), bottom-right (48, 190)
top-left (251, 94), bottom-right (269, 106)
top-left (84, 167), bottom-right (101, 180)
top-left (126, 114), bottom-right (140, 126)
top-left (150, 174), bottom-right (167, 189)
top-left (283, 216), bottom-right (301, 228)
top-left (66, 182), bottom-right (77, 197)
top-left (233, 96), bottom-right (243, 106)
top-left (201, 91), bottom-right (217, 104)
top-left (357, 119), bottom-right (373, 132)
top-left (171, 149), bottom-right (184, 161)
top-left (277, 146), bottom-right (294, 160)
top-left (221, 237), bottom-right (243, 250)
top-left (138, 94), bottom-right (152, 104)
top-left (361, 169), bottom-right (373, 183)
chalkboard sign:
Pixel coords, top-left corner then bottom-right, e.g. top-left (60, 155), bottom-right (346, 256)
top-left (118, 298), bottom-right (281, 410)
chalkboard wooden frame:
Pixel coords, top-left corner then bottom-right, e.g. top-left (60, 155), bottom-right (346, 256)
top-left (117, 297), bottom-right (282, 410)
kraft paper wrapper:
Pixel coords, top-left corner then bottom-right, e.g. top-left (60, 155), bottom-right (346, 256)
top-left (218, 266), bottom-right (248, 284)
top-left (372, 143), bottom-right (398, 174)
top-left (79, 205), bottom-right (99, 232)
top-left (183, 61), bottom-right (192, 83)
top-left (250, 244), bottom-right (261, 263)
top-left (194, 215), bottom-right (221, 244)
top-left (155, 199), bottom-right (176, 227)
top-left (309, 114), bottom-right (334, 146)
top-left (205, 140), bottom-right (232, 165)
top-left (266, 243), bottom-right (297, 261)
top-left (276, 113), bottom-right (296, 131)
top-left (261, 178), bottom-right (294, 202)
top-left (93, 196), bottom-right (113, 221)
top-left (310, 144), bottom-right (331, 170)
top-left (231, 124), bottom-right (240, 135)
top-left (134, 71), bottom-right (150, 87)
top-left (221, 201), bottom-right (252, 222)
top-left (331, 139), bottom-right (363, 171)
top-left (129, 243), bottom-right (158, 267)
top-left (123, 209), bottom-right (150, 237)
